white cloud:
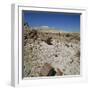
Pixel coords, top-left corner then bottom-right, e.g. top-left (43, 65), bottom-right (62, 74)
top-left (40, 26), bottom-right (49, 29)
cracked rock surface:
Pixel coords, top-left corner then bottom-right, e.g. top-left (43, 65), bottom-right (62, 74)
top-left (23, 29), bottom-right (80, 77)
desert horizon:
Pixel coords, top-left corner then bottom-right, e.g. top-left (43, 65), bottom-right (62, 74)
top-left (23, 11), bottom-right (80, 78)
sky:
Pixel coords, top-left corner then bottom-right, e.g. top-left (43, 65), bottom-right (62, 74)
top-left (23, 10), bottom-right (80, 32)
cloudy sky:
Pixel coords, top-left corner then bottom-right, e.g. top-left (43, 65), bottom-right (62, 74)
top-left (23, 10), bottom-right (80, 32)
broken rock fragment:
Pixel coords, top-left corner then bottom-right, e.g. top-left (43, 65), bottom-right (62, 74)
top-left (40, 63), bottom-right (56, 76)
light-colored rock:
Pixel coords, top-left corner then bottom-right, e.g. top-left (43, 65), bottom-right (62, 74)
top-left (23, 29), bottom-right (80, 77)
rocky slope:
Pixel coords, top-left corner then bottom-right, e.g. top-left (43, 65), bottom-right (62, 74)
top-left (23, 28), bottom-right (80, 77)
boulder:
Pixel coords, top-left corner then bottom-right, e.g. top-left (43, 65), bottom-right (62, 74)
top-left (40, 63), bottom-right (56, 76)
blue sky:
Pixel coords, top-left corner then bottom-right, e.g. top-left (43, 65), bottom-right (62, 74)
top-left (23, 11), bottom-right (80, 32)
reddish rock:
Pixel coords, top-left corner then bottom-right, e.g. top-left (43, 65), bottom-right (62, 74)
top-left (40, 63), bottom-right (56, 76)
top-left (56, 68), bottom-right (63, 76)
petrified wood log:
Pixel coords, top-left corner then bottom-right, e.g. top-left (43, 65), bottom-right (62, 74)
top-left (56, 68), bottom-right (63, 76)
top-left (40, 63), bottom-right (56, 76)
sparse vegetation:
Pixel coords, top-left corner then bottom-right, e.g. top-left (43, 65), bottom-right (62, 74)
top-left (65, 33), bottom-right (70, 37)
top-left (23, 27), bottom-right (80, 77)
top-left (45, 37), bottom-right (53, 45)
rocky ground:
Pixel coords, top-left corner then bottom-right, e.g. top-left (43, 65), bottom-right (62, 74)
top-left (23, 28), bottom-right (80, 77)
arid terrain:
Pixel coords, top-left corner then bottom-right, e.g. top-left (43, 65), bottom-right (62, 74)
top-left (23, 26), bottom-right (80, 77)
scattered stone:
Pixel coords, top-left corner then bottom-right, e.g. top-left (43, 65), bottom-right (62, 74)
top-left (70, 59), bottom-right (74, 64)
top-left (23, 29), bottom-right (80, 77)
top-left (27, 70), bottom-right (31, 76)
top-left (55, 54), bottom-right (58, 57)
top-left (65, 44), bottom-right (69, 47)
top-left (75, 50), bottom-right (80, 57)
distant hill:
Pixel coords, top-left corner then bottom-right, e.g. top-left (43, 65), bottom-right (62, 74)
top-left (30, 26), bottom-right (64, 33)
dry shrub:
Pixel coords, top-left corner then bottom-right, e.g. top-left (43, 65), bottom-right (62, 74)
top-left (45, 37), bottom-right (53, 45)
